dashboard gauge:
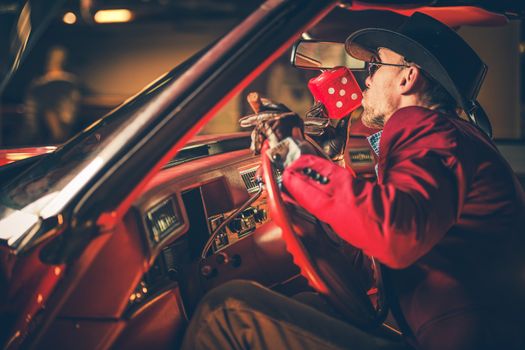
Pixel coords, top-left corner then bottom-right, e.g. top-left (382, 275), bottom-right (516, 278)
top-left (146, 197), bottom-right (182, 243)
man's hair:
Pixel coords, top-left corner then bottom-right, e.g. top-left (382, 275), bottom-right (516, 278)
top-left (418, 69), bottom-right (459, 113)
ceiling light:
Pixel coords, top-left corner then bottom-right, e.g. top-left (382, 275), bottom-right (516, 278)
top-left (63, 12), bottom-right (77, 25)
top-left (94, 9), bottom-right (133, 24)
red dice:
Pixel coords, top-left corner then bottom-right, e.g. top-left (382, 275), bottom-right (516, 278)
top-left (307, 67), bottom-right (362, 120)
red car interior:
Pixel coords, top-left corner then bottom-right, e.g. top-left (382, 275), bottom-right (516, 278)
top-left (0, 1), bottom-right (522, 349)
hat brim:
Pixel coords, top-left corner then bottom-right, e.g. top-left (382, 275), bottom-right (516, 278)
top-left (345, 28), bottom-right (466, 110)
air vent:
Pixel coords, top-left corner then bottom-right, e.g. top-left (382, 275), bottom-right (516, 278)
top-left (240, 167), bottom-right (259, 193)
top-left (240, 166), bottom-right (282, 193)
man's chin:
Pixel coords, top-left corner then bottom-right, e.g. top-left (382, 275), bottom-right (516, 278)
top-left (361, 112), bottom-right (384, 130)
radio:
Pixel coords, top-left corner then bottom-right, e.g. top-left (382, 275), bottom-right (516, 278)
top-left (208, 206), bottom-right (268, 252)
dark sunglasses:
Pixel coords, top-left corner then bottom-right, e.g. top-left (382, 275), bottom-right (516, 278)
top-left (366, 61), bottom-right (411, 77)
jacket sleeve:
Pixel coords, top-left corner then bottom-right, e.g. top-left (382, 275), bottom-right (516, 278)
top-left (282, 124), bottom-right (467, 269)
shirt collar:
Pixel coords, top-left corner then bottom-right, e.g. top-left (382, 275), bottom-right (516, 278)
top-left (367, 131), bottom-right (382, 157)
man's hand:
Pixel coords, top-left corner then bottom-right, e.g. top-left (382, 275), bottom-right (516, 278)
top-left (252, 112), bottom-right (304, 154)
top-left (239, 93), bottom-right (292, 129)
top-left (239, 93), bottom-right (304, 155)
top-left (304, 102), bottom-right (351, 162)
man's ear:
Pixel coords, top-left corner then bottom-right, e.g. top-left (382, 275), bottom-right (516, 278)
top-left (398, 66), bottom-right (422, 95)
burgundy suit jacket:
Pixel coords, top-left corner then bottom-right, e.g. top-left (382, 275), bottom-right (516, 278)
top-left (283, 106), bottom-right (525, 350)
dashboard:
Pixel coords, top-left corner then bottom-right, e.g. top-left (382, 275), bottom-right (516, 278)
top-left (125, 132), bottom-right (375, 315)
top-left (126, 135), bottom-right (288, 312)
top-left (33, 132), bottom-right (376, 349)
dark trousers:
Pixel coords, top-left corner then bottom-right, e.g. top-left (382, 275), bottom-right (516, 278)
top-left (181, 280), bottom-right (411, 350)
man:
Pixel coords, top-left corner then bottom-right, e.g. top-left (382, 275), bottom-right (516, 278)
top-left (24, 46), bottom-right (81, 144)
top-left (182, 13), bottom-right (525, 350)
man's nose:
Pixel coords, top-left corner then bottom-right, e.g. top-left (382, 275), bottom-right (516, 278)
top-left (365, 75), bottom-right (372, 88)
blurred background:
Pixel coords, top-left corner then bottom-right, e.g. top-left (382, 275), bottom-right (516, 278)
top-left (0, 0), bottom-right (523, 180)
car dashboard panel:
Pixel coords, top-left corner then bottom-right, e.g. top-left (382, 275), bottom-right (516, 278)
top-left (144, 196), bottom-right (185, 245)
top-left (129, 140), bottom-right (289, 309)
top-left (35, 133), bottom-right (374, 349)
top-left (128, 132), bottom-right (376, 313)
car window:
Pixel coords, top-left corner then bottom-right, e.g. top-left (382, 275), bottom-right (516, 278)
top-left (200, 53), bottom-right (321, 135)
top-left (0, 50), bottom-right (201, 213)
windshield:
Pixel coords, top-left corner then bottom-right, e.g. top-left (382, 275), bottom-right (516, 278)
top-left (0, 55), bottom-right (195, 215)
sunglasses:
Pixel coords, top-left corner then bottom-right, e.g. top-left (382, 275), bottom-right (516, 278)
top-left (366, 61), bottom-right (411, 77)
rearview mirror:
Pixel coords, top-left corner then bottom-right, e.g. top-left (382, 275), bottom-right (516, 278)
top-left (290, 40), bottom-right (366, 70)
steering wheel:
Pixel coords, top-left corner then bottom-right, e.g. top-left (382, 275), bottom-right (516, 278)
top-left (261, 141), bottom-right (388, 330)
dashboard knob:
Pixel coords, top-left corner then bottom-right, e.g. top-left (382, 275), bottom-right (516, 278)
top-left (231, 254), bottom-right (242, 268)
top-left (228, 218), bottom-right (243, 232)
top-left (200, 265), bottom-right (217, 279)
top-left (254, 208), bottom-right (267, 223)
top-left (216, 252), bottom-right (229, 264)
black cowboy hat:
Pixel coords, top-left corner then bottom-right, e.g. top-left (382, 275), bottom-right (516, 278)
top-left (345, 12), bottom-right (492, 136)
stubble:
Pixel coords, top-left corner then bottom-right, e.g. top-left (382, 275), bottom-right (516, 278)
top-left (361, 92), bottom-right (385, 129)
